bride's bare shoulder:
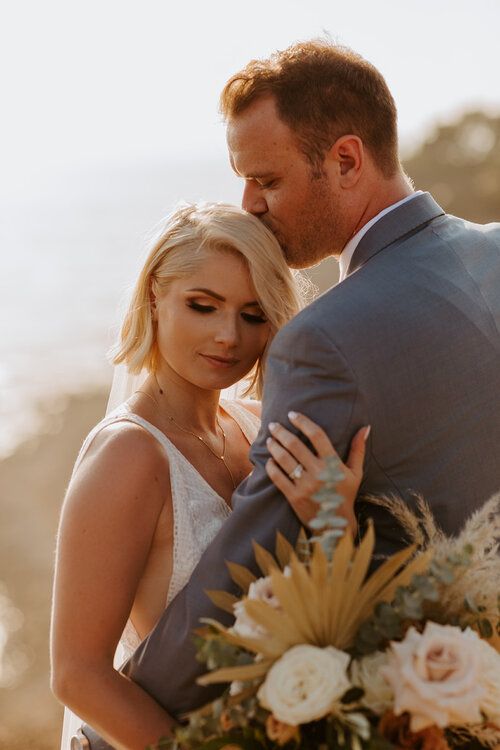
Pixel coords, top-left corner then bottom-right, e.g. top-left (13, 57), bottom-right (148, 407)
top-left (236, 399), bottom-right (261, 418)
top-left (72, 419), bottom-right (170, 495)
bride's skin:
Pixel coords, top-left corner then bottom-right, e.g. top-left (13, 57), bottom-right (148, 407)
top-left (51, 248), bottom-right (367, 750)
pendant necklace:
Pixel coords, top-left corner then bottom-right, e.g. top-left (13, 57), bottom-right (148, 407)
top-left (133, 378), bottom-right (237, 490)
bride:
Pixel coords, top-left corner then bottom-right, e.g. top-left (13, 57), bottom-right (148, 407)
top-left (50, 202), bottom-right (368, 750)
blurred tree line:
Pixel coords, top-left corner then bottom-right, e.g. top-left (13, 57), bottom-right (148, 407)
top-left (403, 110), bottom-right (500, 224)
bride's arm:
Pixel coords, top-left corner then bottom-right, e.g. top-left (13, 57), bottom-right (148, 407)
top-left (50, 424), bottom-right (175, 750)
top-left (264, 412), bottom-right (370, 536)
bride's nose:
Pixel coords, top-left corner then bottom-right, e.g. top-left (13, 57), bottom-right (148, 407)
top-left (213, 314), bottom-right (240, 347)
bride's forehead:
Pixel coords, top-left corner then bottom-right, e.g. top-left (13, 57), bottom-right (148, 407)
top-left (191, 248), bottom-right (250, 277)
top-left (176, 250), bottom-right (257, 296)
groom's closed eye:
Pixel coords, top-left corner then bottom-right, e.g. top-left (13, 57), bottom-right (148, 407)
top-left (257, 178), bottom-right (277, 189)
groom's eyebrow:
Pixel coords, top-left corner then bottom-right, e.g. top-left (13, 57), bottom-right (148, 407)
top-left (243, 171), bottom-right (275, 180)
top-left (229, 158), bottom-right (274, 181)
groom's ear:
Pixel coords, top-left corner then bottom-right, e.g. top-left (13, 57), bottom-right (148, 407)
top-left (328, 135), bottom-right (364, 188)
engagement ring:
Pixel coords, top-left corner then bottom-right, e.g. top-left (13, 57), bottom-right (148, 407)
top-left (289, 463), bottom-right (304, 481)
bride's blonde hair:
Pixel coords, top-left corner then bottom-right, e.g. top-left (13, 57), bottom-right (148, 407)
top-left (112, 202), bottom-right (307, 398)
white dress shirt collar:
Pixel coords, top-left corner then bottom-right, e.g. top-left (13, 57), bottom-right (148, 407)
top-left (338, 191), bottom-right (423, 282)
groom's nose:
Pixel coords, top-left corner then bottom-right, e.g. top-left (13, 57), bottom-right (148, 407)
top-left (242, 181), bottom-right (268, 217)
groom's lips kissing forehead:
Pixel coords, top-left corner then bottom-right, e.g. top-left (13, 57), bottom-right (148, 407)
top-left (200, 353), bottom-right (240, 368)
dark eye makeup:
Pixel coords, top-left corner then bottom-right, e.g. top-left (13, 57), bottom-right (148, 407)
top-left (241, 312), bottom-right (268, 325)
top-left (187, 301), bottom-right (267, 325)
top-left (187, 301), bottom-right (216, 313)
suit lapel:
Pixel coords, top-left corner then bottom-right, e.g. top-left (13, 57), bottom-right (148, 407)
top-left (346, 192), bottom-right (445, 277)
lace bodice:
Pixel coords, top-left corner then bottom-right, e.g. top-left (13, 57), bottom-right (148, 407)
top-left (72, 399), bottom-right (260, 663)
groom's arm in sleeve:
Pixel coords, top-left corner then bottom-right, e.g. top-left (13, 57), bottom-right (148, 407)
top-left (83, 314), bottom-right (364, 747)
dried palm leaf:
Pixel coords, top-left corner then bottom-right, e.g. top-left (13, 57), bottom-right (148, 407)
top-left (197, 657), bottom-right (274, 686)
top-left (243, 598), bottom-right (304, 646)
top-left (241, 529), bottom-right (432, 652)
top-left (226, 561), bottom-right (256, 594)
top-left (252, 541), bottom-right (279, 576)
top-left (199, 618), bottom-right (283, 658)
top-left (205, 590), bottom-right (238, 615)
top-left (275, 531), bottom-right (295, 568)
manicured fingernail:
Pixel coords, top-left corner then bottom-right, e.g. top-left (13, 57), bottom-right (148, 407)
top-left (266, 437), bottom-right (273, 447)
top-left (363, 426), bottom-right (371, 441)
top-left (269, 422), bottom-right (278, 432)
top-left (288, 411), bottom-right (299, 420)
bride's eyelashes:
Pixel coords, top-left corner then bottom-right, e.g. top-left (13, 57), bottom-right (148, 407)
top-left (187, 301), bottom-right (216, 313)
top-left (241, 312), bottom-right (268, 325)
top-left (186, 301), bottom-right (267, 325)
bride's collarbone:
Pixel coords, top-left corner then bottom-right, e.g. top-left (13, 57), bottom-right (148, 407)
top-left (167, 426), bottom-right (251, 502)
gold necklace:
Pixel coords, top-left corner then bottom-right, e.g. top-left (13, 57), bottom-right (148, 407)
top-left (133, 383), bottom-right (237, 490)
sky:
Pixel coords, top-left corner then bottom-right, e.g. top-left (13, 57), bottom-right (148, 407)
top-left (2, 0), bottom-right (500, 198)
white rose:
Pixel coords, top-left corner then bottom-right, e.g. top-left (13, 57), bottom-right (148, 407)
top-left (232, 576), bottom-right (281, 639)
top-left (257, 644), bottom-right (351, 726)
top-left (381, 622), bottom-right (485, 732)
top-left (476, 637), bottom-right (500, 724)
top-left (350, 651), bottom-right (393, 715)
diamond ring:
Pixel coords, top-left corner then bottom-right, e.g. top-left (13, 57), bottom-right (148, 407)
top-left (288, 463), bottom-right (304, 481)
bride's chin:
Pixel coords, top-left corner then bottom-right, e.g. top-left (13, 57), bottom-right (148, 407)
top-left (192, 369), bottom-right (250, 392)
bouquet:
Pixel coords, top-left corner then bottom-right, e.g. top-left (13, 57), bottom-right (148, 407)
top-left (155, 460), bottom-right (500, 750)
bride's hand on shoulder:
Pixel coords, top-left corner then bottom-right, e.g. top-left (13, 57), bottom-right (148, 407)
top-left (264, 412), bottom-right (370, 535)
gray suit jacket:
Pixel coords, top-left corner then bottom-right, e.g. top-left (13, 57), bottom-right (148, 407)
top-left (84, 193), bottom-right (500, 748)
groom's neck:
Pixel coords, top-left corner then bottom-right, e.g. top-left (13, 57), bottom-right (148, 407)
top-left (348, 171), bottom-right (414, 241)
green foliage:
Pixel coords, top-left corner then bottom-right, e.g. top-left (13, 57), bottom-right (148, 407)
top-left (308, 455), bottom-right (347, 559)
top-left (461, 582), bottom-right (500, 639)
top-left (353, 546), bottom-right (474, 656)
top-left (195, 630), bottom-right (253, 671)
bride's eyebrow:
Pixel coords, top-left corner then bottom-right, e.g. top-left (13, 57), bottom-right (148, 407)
top-left (187, 287), bottom-right (225, 301)
top-left (187, 288), bottom-right (260, 307)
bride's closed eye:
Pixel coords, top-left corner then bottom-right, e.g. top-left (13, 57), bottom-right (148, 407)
top-left (241, 311), bottom-right (268, 325)
top-left (187, 301), bottom-right (216, 313)
top-left (187, 300), bottom-right (267, 325)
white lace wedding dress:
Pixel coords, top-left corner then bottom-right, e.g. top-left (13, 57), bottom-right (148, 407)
top-left (60, 399), bottom-right (260, 749)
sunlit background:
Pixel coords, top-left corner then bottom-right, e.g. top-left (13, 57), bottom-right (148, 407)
top-left (1, 1), bottom-right (499, 746)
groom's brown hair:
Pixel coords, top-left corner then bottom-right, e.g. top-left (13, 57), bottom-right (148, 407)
top-left (220, 39), bottom-right (400, 178)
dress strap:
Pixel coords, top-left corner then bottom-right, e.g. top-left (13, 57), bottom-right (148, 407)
top-left (72, 401), bottom-right (260, 480)
top-left (221, 400), bottom-right (260, 444)
top-left (71, 407), bottom-right (177, 476)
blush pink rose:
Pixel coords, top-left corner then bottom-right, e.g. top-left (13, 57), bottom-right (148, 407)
top-left (381, 622), bottom-right (485, 732)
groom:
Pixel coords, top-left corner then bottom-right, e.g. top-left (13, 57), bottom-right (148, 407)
top-left (84, 40), bottom-right (500, 747)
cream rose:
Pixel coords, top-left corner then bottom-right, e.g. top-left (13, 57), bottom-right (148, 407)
top-left (232, 576), bottom-right (281, 639)
top-left (257, 644), bottom-right (351, 726)
top-left (476, 637), bottom-right (500, 724)
top-left (381, 622), bottom-right (485, 732)
top-left (350, 651), bottom-right (393, 715)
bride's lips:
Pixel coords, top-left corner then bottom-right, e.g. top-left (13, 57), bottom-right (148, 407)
top-left (200, 353), bottom-right (240, 368)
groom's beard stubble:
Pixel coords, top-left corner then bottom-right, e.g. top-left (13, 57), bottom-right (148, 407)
top-left (262, 180), bottom-right (346, 270)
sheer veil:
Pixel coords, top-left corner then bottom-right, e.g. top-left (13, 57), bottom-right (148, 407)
top-left (105, 364), bottom-right (148, 414)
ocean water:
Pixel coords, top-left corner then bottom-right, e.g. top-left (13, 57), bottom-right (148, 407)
top-left (0, 159), bottom-right (243, 457)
